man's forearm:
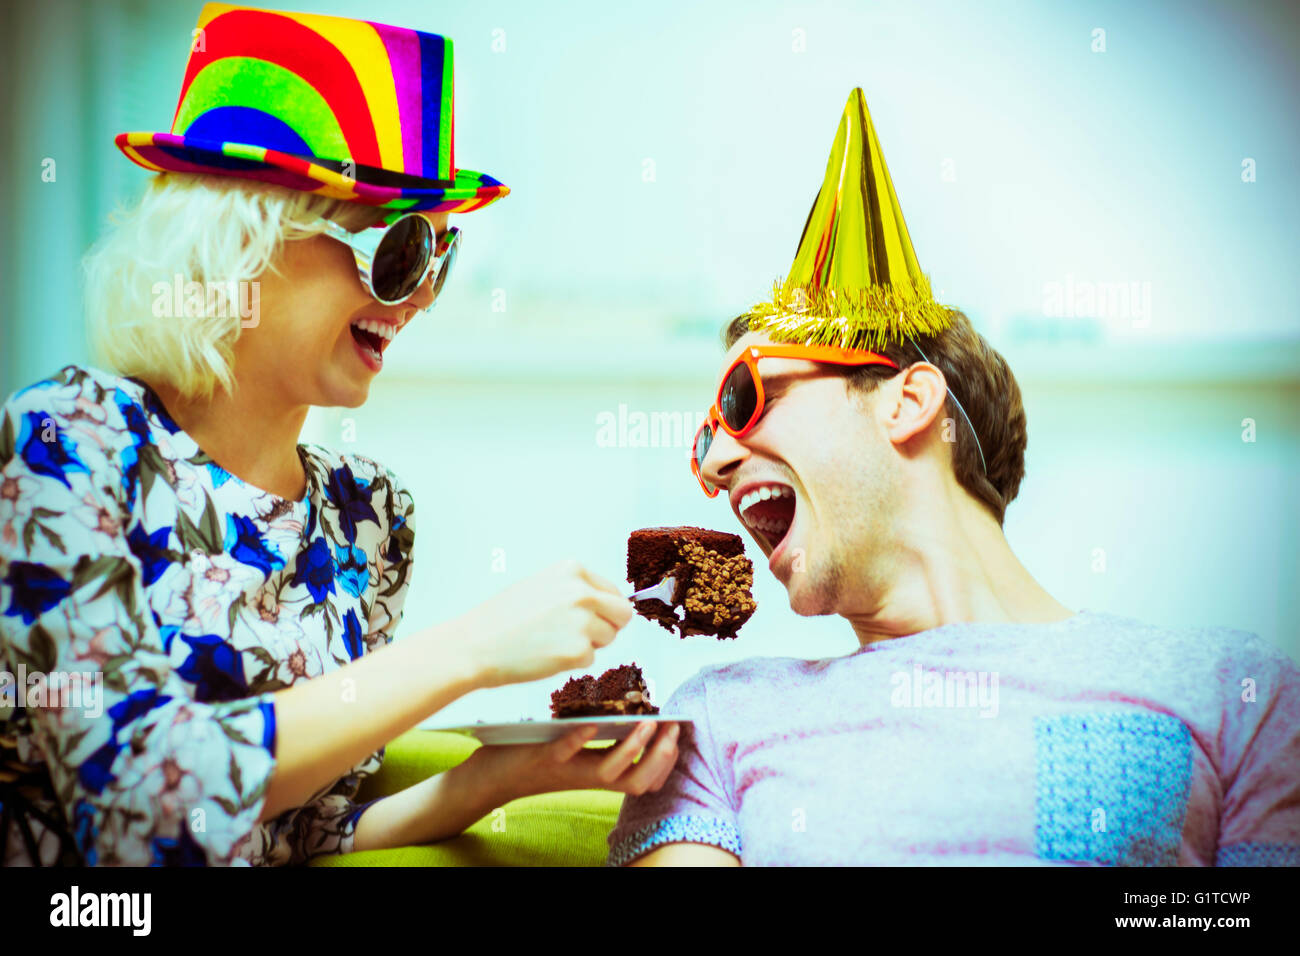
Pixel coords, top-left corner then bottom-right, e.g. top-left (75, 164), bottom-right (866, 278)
top-left (259, 622), bottom-right (481, 823)
top-left (351, 754), bottom-right (510, 851)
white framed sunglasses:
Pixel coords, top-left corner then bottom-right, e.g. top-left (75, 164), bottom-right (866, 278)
top-left (317, 212), bottom-right (461, 306)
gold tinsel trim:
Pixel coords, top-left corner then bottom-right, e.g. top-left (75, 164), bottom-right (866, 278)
top-left (742, 273), bottom-right (955, 352)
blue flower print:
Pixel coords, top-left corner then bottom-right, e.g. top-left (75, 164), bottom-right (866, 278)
top-left (341, 607), bottom-right (364, 661)
top-left (79, 740), bottom-right (124, 795)
top-left (17, 410), bottom-right (88, 489)
top-left (115, 391), bottom-right (152, 446)
top-left (207, 462), bottom-right (234, 487)
top-left (2, 561), bottom-right (72, 625)
top-left (175, 633), bottom-right (250, 703)
top-left (151, 608), bottom-right (179, 655)
top-left (79, 689), bottom-right (174, 794)
top-left (72, 798), bottom-right (99, 865)
top-left (127, 376), bottom-right (182, 435)
top-left (385, 512), bottom-right (406, 565)
top-left (324, 463), bottom-right (378, 544)
top-left (112, 388), bottom-right (152, 503)
top-left (1, 365), bottom-right (422, 865)
top-left (333, 542), bottom-right (369, 598)
top-left (223, 513), bottom-right (285, 575)
top-left (291, 536), bottom-right (335, 604)
top-left (303, 494), bottom-right (318, 540)
top-left (127, 522), bottom-right (174, 587)
top-left (150, 823), bottom-right (208, 866)
top-left (110, 687), bottom-right (174, 734)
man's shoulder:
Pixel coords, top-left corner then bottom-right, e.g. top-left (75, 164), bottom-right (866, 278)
top-left (674, 654), bottom-right (823, 700)
top-left (1072, 610), bottom-right (1293, 674)
top-left (674, 612), bottom-right (1298, 700)
top-left (683, 640), bottom-right (951, 691)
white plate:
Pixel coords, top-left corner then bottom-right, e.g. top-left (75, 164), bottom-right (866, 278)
top-left (428, 715), bottom-right (689, 746)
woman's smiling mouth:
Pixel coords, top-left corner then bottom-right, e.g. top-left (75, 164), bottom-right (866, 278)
top-left (349, 317), bottom-right (399, 371)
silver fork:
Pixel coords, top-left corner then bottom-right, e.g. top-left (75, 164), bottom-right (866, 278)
top-left (629, 576), bottom-right (677, 604)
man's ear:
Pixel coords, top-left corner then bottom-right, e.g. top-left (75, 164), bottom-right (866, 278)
top-left (885, 362), bottom-right (949, 445)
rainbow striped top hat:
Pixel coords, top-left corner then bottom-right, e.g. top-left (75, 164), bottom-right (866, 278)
top-left (115, 2), bottom-right (507, 214)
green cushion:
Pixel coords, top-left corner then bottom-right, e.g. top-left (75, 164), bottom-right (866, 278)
top-left (357, 730), bottom-right (481, 800)
top-left (308, 730), bottom-right (626, 867)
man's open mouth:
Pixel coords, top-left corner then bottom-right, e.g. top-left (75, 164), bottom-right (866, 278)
top-left (736, 482), bottom-right (796, 553)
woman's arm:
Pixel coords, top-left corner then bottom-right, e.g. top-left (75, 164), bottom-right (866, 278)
top-left (350, 756), bottom-right (497, 852)
top-left (257, 623), bottom-right (479, 823)
top-left (350, 719), bottom-right (682, 852)
top-left (259, 558), bottom-right (636, 824)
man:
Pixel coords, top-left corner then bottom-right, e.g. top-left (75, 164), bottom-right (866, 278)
top-left (605, 89), bottom-right (1300, 867)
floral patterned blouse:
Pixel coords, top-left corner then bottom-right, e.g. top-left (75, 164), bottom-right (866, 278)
top-left (0, 363), bottom-right (415, 865)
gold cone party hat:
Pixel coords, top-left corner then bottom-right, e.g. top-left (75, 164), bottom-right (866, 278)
top-left (744, 88), bottom-right (954, 351)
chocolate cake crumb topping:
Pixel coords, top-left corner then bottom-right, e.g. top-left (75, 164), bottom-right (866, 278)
top-left (679, 540), bottom-right (757, 635)
top-left (626, 527), bottom-right (757, 639)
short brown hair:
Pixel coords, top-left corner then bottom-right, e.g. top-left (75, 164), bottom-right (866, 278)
top-left (724, 309), bottom-right (1027, 526)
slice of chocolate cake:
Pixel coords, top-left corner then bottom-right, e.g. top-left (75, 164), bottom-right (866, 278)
top-left (550, 663), bottom-right (660, 719)
top-left (628, 527), bottom-right (757, 639)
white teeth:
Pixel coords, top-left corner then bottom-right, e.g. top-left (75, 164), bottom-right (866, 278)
top-left (737, 483), bottom-right (791, 516)
top-left (737, 483), bottom-right (795, 542)
top-left (351, 318), bottom-right (396, 341)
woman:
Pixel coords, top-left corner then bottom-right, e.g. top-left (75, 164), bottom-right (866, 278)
top-left (0, 5), bottom-right (678, 866)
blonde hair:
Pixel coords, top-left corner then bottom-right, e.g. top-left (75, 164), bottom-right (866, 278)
top-left (83, 173), bottom-right (390, 402)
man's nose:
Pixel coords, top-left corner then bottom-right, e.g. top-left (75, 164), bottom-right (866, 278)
top-left (701, 424), bottom-right (748, 492)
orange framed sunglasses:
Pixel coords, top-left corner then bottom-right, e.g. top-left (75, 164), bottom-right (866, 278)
top-left (691, 343), bottom-right (900, 497)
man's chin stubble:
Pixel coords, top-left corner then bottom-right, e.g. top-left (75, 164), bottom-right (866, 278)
top-left (785, 563), bottom-right (845, 617)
